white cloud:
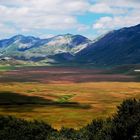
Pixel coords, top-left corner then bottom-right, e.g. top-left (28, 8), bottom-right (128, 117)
top-left (40, 34), bottom-right (55, 39)
top-left (90, 0), bottom-right (140, 9)
top-left (91, 0), bottom-right (140, 36)
top-left (0, 0), bottom-right (89, 14)
top-left (0, 0), bottom-right (90, 38)
top-left (93, 13), bottom-right (140, 34)
top-left (89, 0), bottom-right (140, 15)
top-left (0, 23), bottom-right (16, 39)
top-left (89, 3), bottom-right (129, 15)
top-left (0, 0), bottom-right (140, 38)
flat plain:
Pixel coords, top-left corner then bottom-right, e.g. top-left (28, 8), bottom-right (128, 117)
top-left (0, 66), bottom-right (140, 129)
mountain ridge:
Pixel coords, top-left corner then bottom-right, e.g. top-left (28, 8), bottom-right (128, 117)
top-left (0, 24), bottom-right (140, 66)
top-left (0, 34), bottom-right (91, 62)
top-left (76, 24), bottom-right (140, 66)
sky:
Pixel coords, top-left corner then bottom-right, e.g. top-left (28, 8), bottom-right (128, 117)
top-left (0, 0), bottom-right (140, 39)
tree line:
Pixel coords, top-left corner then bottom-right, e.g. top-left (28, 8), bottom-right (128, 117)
top-left (0, 99), bottom-right (140, 140)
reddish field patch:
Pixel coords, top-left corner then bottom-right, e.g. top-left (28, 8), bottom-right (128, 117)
top-left (0, 66), bottom-right (135, 83)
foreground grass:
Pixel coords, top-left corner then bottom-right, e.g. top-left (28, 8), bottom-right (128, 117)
top-left (0, 82), bottom-right (140, 129)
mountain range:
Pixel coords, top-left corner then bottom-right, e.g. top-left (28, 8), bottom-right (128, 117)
top-left (0, 24), bottom-right (140, 66)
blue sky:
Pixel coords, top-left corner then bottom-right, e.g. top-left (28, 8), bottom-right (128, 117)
top-left (0, 0), bottom-right (140, 39)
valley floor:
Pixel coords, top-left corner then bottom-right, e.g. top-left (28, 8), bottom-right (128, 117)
top-left (0, 66), bottom-right (139, 129)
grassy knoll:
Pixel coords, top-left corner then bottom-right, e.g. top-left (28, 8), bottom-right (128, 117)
top-left (56, 94), bottom-right (75, 103)
top-left (0, 82), bottom-right (140, 129)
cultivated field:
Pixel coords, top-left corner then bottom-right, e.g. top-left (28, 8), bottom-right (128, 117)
top-left (0, 66), bottom-right (140, 129)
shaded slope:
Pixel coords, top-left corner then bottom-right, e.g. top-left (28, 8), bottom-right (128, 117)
top-left (76, 24), bottom-right (140, 66)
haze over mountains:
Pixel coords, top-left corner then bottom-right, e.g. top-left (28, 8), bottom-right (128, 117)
top-left (0, 24), bottom-right (140, 66)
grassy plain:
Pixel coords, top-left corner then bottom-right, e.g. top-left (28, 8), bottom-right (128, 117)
top-left (0, 66), bottom-right (139, 129)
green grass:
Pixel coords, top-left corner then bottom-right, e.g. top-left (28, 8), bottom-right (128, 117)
top-left (0, 65), bottom-right (15, 71)
top-left (56, 94), bottom-right (75, 103)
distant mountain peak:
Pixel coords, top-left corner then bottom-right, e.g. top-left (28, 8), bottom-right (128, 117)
top-left (11, 35), bottom-right (40, 40)
top-left (12, 34), bottom-right (24, 40)
top-left (0, 23), bottom-right (140, 65)
top-left (0, 33), bottom-right (91, 61)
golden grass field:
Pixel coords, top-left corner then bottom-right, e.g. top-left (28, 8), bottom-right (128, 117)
top-left (0, 66), bottom-right (140, 129)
